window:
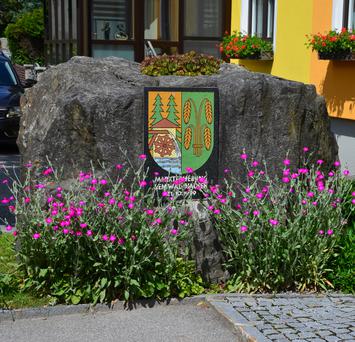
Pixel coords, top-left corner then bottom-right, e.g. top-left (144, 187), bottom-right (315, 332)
top-left (91, 0), bottom-right (133, 40)
top-left (343, 0), bottom-right (355, 30)
top-left (0, 62), bottom-right (17, 86)
top-left (183, 0), bottom-right (225, 57)
top-left (332, 0), bottom-right (354, 30)
top-left (144, 0), bottom-right (179, 41)
top-left (248, 0), bottom-right (275, 40)
top-left (44, 0), bottom-right (78, 64)
top-left (184, 0), bottom-right (223, 38)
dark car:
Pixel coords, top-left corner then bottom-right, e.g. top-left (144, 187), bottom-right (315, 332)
top-left (0, 51), bottom-right (25, 144)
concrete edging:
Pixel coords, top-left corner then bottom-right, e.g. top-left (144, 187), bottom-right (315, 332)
top-left (0, 295), bottom-right (207, 322)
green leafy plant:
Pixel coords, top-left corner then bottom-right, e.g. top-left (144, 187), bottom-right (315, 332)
top-left (326, 182), bottom-right (355, 293)
top-left (170, 258), bottom-right (205, 298)
top-left (220, 31), bottom-right (273, 59)
top-left (4, 8), bottom-right (44, 65)
top-left (327, 222), bottom-right (355, 293)
top-left (0, 233), bottom-right (19, 295)
top-left (5, 157), bottom-right (204, 305)
top-left (0, 0), bottom-right (21, 35)
top-left (141, 51), bottom-right (222, 76)
top-left (306, 28), bottom-right (355, 54)
top-left (205, 151), bottom-right (354, 292)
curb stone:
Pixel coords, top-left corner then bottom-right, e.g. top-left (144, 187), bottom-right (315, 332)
top-left (206, 296), bottom-right (271, 342)
top-left (0, 295), bottom-right (207, 322)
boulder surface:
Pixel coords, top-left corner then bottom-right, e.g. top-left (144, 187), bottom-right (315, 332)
top-left (19, 56), bottom-right (337, 177)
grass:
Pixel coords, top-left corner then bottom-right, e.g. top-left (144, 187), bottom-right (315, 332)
top-left (0, 233), bottom-right (16, 273)
top-left (0, 233), bottom-right (50, 309)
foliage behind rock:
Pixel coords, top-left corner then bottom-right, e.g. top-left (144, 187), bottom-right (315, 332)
top-left (4, 8), bottom-right (44, 65)
top-left (141, 51), bottom-right (222, 76)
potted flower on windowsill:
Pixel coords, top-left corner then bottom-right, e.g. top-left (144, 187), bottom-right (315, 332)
top-left (306, 28), bottom-right (355, 60)
top-left (220, 31), bottom-right (274, 61)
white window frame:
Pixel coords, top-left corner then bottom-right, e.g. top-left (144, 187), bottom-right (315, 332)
top-left (240, 0), bottom-right (277, 49)
top-left (332, 0), bottom-right (354, 30)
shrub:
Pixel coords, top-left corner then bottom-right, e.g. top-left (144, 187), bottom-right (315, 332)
top-left (141, 51), bottom-right (222, 76)
top-left (326, 183), bottom-right (355, 293)
top-left (6, 158), bottom-right (204, 304)
top-left (220, 31), bottom-right (273, 59)
top-left (306, 28), bottom-right (355, 54)
top-left (205, 151), bottom-right (354, 292)
top-left (4, 8), bottom-right (44, 65)
top-left (0, 234), bottom-right (19, 299)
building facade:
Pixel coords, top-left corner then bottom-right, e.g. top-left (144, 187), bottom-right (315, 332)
top-left (44, 0), bottom-right (231, 63)
top-left (231, 0), bottom-right (355, 172)
top-left (44, 0), bottom-right (355, 171)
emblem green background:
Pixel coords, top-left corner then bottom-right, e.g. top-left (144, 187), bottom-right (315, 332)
top-left (181, 92), bottom-right (215, 173)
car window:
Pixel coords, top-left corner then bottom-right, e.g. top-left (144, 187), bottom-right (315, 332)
top-left (0, 61), bottom-right (18, 86)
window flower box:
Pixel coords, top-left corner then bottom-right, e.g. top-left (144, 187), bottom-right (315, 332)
top-left (306, 28), bottom-right (354, 61)
top-left (220, 31), bottom-right (273, 61)
top-left (318, 50), bottom-right (354, 60)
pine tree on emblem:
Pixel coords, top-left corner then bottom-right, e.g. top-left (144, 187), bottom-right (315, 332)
top-left (151, 94), bottom-right (164, 127)
top-left (167, 94), bottom-right (179, 125)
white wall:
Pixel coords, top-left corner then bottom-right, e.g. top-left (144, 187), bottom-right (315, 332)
top-left (331, 118), bottom-right (355, 175)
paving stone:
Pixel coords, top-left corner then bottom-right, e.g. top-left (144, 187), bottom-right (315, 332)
top-left (336, 333), bottom-right (354, 340)
top-left (299, 332), bottom-right (317, 339)
top-left (262, 329), bottom-right (279, 336)
top-left (209, 294), bottom-right (355, 342)
top-left (287, 322), bottom-right (308, 329)
top-left (272, 324), bottom-right (290, 330)
top-left (285, 333), bottom-right (301, 340)
top-left (330, 328), bottom-right (351, 334)
top-left (278, 328), bottom-right (296, 335)
top-left (298, 317), bottom-right (313, 322)
top-left (323, 336), bottom-right (340, 342)
top-left (316, 330), bottom-right (334, 337)
top-left (267, 334), bottom-right (288, 341)
top-left (262, 315), bottom-right (279, 322)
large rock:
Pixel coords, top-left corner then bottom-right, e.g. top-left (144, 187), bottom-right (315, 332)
top-left (18, 57), bottom-right (337, 176)
top-left (17, 56), bottom-right (337, 282)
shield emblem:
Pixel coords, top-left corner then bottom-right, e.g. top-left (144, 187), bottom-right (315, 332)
top-left (145, 89), bottom-right (217, 175)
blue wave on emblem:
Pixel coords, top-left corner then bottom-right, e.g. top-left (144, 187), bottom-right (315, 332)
top-left (154, 158), bottom-right (181, 174)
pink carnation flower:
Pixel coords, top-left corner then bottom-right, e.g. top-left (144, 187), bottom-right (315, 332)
top-left (33, 233), bottom-right (41, 239)
top-left (240, 225), bottom-right (248, 232)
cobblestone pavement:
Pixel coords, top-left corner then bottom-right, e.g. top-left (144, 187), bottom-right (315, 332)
top-left (208, 294), bottom-right (355, 342)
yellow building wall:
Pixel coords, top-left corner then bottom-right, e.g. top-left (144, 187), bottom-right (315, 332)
top-left (230, 0), bottom-right (313, 83)
top-left (310, 0), bottom-right (355, 120)
top-left (230, 0), bottom-right (355, 120)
